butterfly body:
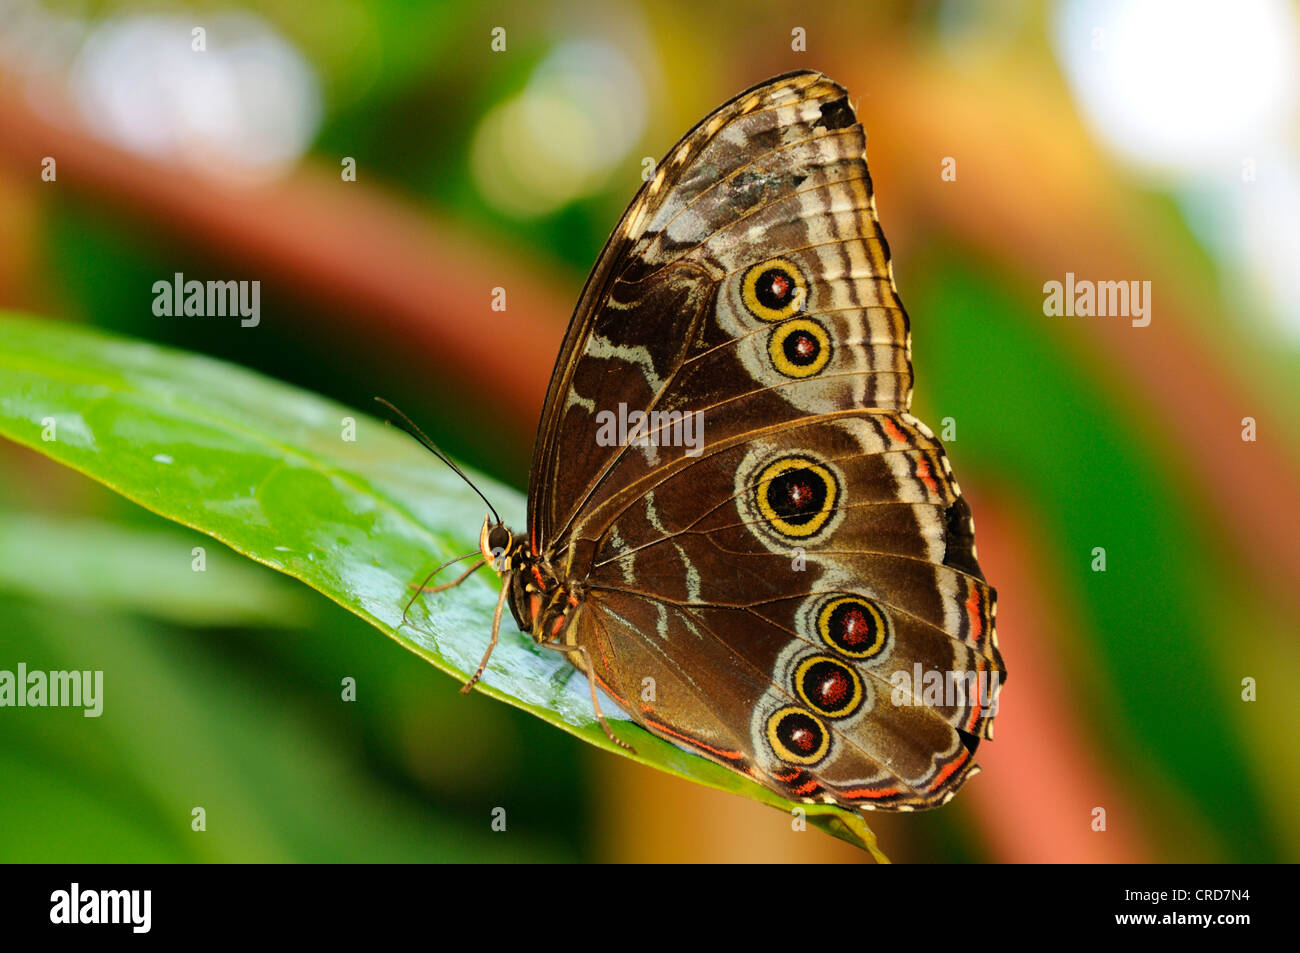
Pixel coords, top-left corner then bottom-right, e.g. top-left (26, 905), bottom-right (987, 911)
top-left (460, 70), bottom-right (1004, 813)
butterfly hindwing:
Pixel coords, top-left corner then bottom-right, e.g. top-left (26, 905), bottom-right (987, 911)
top-left (579, 412), bottom-right (998, 809)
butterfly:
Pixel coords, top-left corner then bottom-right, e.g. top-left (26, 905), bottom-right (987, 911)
top-left (393, 70), bottom-right (1005, 813)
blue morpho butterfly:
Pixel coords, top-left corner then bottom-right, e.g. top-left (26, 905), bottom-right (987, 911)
top-left (380, 70), bottom-right (1004, 812)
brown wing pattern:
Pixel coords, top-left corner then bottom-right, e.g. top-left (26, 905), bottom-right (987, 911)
top-left (529, 70), bottom-right (907, 543)
top-left (529, 71), bottom-right (1004, 811)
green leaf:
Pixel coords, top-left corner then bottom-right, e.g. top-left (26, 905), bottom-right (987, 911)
top-left (0, 315), bottom-right (885, 860)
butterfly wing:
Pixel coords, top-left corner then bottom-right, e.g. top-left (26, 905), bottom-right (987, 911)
top-left (528, 71), bottom-right (903, 540)
top-left (578, 412), bottom-right (999, 809)
top-left (529, 71), bottom-right (1003, 811)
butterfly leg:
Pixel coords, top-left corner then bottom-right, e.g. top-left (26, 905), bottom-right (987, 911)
top-left (402, 553), bottom-right (485, 627)
top-left (537, 642), bottom-right (636, 754)
top-left (460, 570), bottom-right (510, 694)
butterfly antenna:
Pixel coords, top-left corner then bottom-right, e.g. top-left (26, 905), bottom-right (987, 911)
top-left (374, 397), bottom-right (502, 525)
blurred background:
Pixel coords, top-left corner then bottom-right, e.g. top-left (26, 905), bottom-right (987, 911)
top-left (1, 0), bottom-right (1298, 863)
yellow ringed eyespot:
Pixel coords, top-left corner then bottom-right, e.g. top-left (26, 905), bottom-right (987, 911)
top-left (794, 654), bottom-right (864, 718)
top-left (817, 596), bottom-right (889, 659)
top-left (742, 258), bottom-right (808, 322)
top-left (755, 456), bottom-right (839, 538)
top-left (766, 706), bottom-right (830, 764)
top-left (768, 319), bottom-right (831, 378)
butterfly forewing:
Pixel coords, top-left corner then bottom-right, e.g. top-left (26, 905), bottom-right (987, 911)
top-left (525, 70), bottom-right (1003, 812)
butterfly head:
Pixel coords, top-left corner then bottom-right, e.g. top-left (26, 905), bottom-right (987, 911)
top-left (479, 515), bottom-right (518, 573)
top-left (476, 515), bottom-right (571, 641)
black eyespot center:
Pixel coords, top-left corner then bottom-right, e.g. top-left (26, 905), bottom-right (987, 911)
top-left (783, 328), bottom-right (820, 365)
top-left (807, 661), bottom-right (848, 705)
top-left (766, 466), bottom-right (829, 524)
top-left (755, 267), bottom-right (796, 310)
top-left (776, 710), bottom-right (822, 753)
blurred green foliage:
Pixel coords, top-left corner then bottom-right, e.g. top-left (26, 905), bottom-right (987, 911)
top-left (5, 0), bottom-right (1297, 863)
top-left (912, 250), bottom-right (1279, 861)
